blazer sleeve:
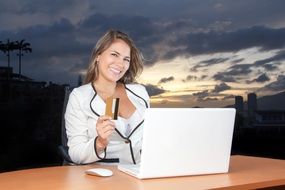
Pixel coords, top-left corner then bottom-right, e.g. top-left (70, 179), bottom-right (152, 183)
top-left (65, 89), bottom-right (104, 164)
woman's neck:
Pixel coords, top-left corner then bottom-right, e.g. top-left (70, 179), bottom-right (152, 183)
top-left (93, 79), bottom-right (120, 100)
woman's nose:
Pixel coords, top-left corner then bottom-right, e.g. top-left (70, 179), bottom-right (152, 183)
top-left (116, 57), bottom-right (126, 68)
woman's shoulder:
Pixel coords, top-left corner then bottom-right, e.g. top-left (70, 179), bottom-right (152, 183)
top-left (125, 83), bottom-right (149, 99)
top-left (125, 83), bottom-right (146, 91)
top-left (70, 83), bottom-right (93, 97)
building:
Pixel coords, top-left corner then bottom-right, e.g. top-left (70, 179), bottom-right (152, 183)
top-left (247, 93), bottom-right (257, 118)
top-left (235, 96), bottom-right (244, 113)
top-left (0, 66), bottom-right (69, 172)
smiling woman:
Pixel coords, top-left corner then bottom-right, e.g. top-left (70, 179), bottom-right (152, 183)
top-left (64, 29), bottom-right (150, 165)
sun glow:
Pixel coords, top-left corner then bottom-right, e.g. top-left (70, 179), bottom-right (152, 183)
top-left (137, 48), bottom-right (285, 107)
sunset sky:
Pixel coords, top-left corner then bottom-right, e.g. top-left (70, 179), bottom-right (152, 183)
top-left (1, 0), bottom-right (285, 107)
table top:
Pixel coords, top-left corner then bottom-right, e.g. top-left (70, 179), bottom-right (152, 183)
top-left (1, 155), bottom-right (285, 190)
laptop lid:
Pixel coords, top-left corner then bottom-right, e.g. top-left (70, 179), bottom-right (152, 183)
top-left (122, 108), bottom-right (236, 179)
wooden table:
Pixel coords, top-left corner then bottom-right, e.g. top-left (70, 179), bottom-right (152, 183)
top-left (1, 155), bottom-right (285, 190)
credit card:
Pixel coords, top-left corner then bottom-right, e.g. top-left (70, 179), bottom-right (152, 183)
top-left (105, 97), bottom-right (120, 120)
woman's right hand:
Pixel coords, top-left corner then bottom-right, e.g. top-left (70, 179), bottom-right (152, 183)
top-left (95, 115), bottom-right (115, 151)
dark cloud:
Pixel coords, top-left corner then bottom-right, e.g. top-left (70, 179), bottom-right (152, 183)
top-left (227, 64), bottom-right (253, 76)
top-left (213, 72), bottom-right (236, 82)
top-left (252, 50), bottom-right (285, 70)
top-left (231, 58), bottom-right (244, 64)
top-left (262, 63), bottom-right (279, 71)
top-left (191, 57), bottom-right (229, 71)
top-left (192, 90), bottom-right (210, 101)
top-left (200, 75), bottom-right (208, 80)
top-left (260, 75), bottom-right (285, 92)
top-left (79, 14), bottom-right (156, 39)
top-left (144, 84), bottom-right (166, 96)
top-left (192, 87), bottom-right (235, 102)
top-left (212, 82), bottom-right (231, 93)
top-left (212, 64), bottom-right (252, 82)
top-left (158, 76), bottom-right (175, 84)
top-left (192, 89), bottom-right (221, 102)
top-left (200, 58), bottom-right (229, 65)
top-left (169, 26), bottom-right (285, 58)
top-left (246, 73), bottom-right (270, 84)
top-left (0, 0), bottom-right (82, 15)
top-left (86, 0), bottom-right (285, 30)
top-left (76, 14), bottom-right (285, 64)
top-left (182, 75), bottom-right (198, 82)
top-left (213, 50), bottom-right (285, 83)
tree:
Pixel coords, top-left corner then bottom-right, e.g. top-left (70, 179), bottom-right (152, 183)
top-left (0, 41), bottom-right (6, 54)
top-left (5, 39), bottom-right (18, 68)
top-left (15, 39), bottom-right (32, 77)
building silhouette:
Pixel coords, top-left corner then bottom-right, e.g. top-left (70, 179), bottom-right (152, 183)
top-left (233, 92), bottom-right (285, 160)
top-left (234, 92), bottom-right (285, 127)
top-left (0, 66), bottom-right (69, 172)
top-left (235, 96), bottom-right (244, 113)
top-left (247, 93), bottom-right (257, 118)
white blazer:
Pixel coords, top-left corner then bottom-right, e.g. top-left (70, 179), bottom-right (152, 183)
top-left (65, 83), bottom-right (150, 164)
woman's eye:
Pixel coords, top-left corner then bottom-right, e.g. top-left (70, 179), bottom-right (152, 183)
top-left (111, 53), bottom-right (118, 57)
top-left (124, 59), bottom-right (130, 63)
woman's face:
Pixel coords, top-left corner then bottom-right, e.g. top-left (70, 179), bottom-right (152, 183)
top-left (97, 39), bottom-right (131, 83)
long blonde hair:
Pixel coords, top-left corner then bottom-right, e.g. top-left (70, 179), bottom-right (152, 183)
top-left (84, 29), bottom-right (144, 84)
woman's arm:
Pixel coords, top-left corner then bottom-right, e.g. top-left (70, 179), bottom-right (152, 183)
top-left (65, 89), bottom-right (104, 164)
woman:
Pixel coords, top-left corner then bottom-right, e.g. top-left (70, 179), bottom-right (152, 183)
top-left (65, 30), bottom-right (150, 165)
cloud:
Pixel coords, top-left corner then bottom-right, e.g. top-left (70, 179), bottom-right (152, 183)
top-left (212, 63), bottom-right (253, 82)
top-left (192, 90), bottom-right (210, 101)
top-left (190, 57), bottom-right (229, 71)
top-left (246, 73), bottom-right (270, 84)
top-left (213, 72), bottom-right (237, 82)
top-left (192, 89), bottom-right (221, 102)
top-left (200, 75), bottom-right (208, 80)
top-left (182, 75), bottom-right (197, 82)
top-left (144, 84), bottom-right (166, 96)
top-left (85, 1), bottom-right (285, 30)
top-left (76, 14), bottom-right (285, 64)
top-left (203, 97), bottom-right (219, 101)
top-left (200, 57), bottom-right (229, 65)
top-left (158, 76), bottom-right (175, 84)
top-left (252, 50), bottom-right (285, 70)
top-left (212, 50), bottom-right (285, 83)
top-left (231, 58), bottom-right (244, 64)
top-left (212, 82), bottom-right (231, 93)
top-left (0, 0), bottom-right (91, 30)
top-left (222, 95), bottom-right (235, 100)
top-left (169, 26), bottom-right (285, 59)
top-left (227, 64), bottom-right (253, 76)
top-left (259, 75), bottom-right (285, 92)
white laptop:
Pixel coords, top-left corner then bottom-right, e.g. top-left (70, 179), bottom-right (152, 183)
top-left (118, 108), bottom-right (236, 179)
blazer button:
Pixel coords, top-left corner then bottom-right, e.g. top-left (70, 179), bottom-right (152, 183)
top-left (125, 140), bottom-right (130, 143)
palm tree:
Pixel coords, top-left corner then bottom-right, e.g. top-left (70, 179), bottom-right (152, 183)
top-left (15, 39), bottom-right (32, 77)
top-left (0, 41), bottom-right (6, 66)
top-left (0, 41), bottom-right (6, 53)
top-left (6, 39), bottom-right (18, 68)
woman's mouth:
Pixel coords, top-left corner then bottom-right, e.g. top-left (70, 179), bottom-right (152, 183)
top-left (109, 67), bottom-right (121, 75)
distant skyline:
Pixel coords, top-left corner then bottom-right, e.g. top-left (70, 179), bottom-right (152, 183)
top-left (1, 0), bottom-right (285, 107)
